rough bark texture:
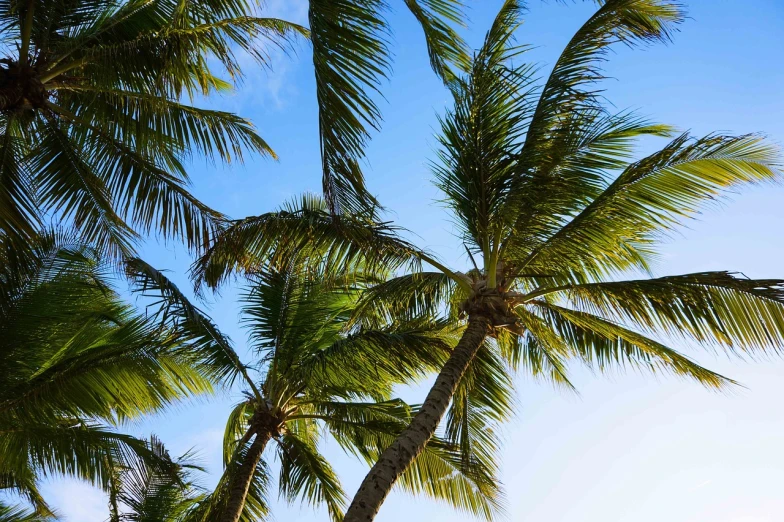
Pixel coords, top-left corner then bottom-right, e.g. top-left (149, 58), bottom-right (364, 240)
top-left (220, 429), bottom-right (272, 522)
top-left (343, 315), bottom-right (492, 522)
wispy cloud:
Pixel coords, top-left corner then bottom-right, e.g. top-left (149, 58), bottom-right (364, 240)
top-left (216, 0), bottom-right (310, 112)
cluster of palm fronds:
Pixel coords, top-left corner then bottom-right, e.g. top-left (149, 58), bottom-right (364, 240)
top-left (2, 1), bottom-right (783, 522)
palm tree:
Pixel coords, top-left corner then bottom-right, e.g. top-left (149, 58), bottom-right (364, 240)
top-left (106, 436), bottom-right (207, 522)
top-left (134, 234), bottom-right (505, 522)
top-left (195, 1), bottom-right (784, 520)
top-left (0, 0), bottom-right (307, 256)
top-left (0, 230), bottom-right (223, 515)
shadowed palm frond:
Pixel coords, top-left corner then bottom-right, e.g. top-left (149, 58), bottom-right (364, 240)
top-left (403, 0), bottom-right (470, 86)
top-left (0, 0), bottom-right (306, 256)
top-left (308, 0), bottom-right (473, 214)
top-left (0, 501), bottom-right (53, 522)
top-left (277, 432), bottom-right (345, 522)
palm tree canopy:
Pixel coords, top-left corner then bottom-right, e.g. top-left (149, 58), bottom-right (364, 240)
top-left (0, 0), bottom-right (307, 256)
top-left (0, 230), bottom-right (222, 514)
top-left (198, 0), bottom-right (784, 389)
top-left (147, 250), bottom-right (508, 521)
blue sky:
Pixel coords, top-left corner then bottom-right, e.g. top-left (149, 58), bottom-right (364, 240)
top-left (31, 1), bottom-right (784, 520)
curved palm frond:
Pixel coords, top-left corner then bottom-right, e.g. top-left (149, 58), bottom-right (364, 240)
top-left (308, 0), bottom-right (473, 214)
top-left (520, 133), bottom-right (780, 281)
top-left (0, 501), bottom-right (53, 522)
top-left (125, 257), bottom-right (258, 394)
top-left (192, 194), bottom-right (426, 290)
top-left (0, 232), bottom-right (220, 512)
top-left (111, 436), bottom-right (206, 522)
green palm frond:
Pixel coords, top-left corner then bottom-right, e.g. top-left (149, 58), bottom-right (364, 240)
top-left (522, 0), bottom-right (684, 148)
top-left (352, 271), bottom-right (462, 324)
top-left (0, 467), bottom-right (54, 519)
top-left (276, 432), bottom-right (346, 522)
top-left (520, 133), bottom-right (780, 281)
top-left (0, 118), bottom-right (38, 242)
top-left (444, 342), bottom-right (514, 472)
top-left (125, 257), bottom-right (258, 394)
top-left (308, 0), bottom-right (389, 214)
top-left (32, 120), bottom-right (138, 259)
top-left (403, 0), bottom-right (470, 85)
top-left (0, 420), bottom-right (175, 495)
top-left (433, 0), bottom-right (532, 261)
top-left (1, 232), bottom-right (223, 513)
top-left (0, 502), bottom-right (52, 522)
top-left (501, 112), bottom-right (676, 258)
top-left (513, 307), bottom-right (576, 390)
top-left (526, 272), bottom-right (784, 354)
top-left (192, 194), bottom-right (426, 290)
top-left (112, 436), bottom-right (206, 522)
top-left (530, 301), bottom-right (733, 388)
top-left (308, 0), bottom-right (473, 214)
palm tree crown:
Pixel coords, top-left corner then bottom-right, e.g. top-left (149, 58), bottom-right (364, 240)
top-left (0, 0), bottom-right (307, 256)
top-left (195, 1), bottom-right (784, 521)
top-left (140, 232), bottom-right (506, 522)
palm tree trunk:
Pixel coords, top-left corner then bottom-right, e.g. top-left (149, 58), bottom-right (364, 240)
top-left (221, 429), bottom-right (272, 522)
top-left (343, 315), bottom-right (492, 522)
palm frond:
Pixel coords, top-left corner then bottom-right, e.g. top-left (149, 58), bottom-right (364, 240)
top-left (192, 194), bottom-right (424, 290)
top-left (531, 301), bottom-right (734, 389)
top-left (433, 0), bottom-right (533, 258)
top-left (352, 271), bottom-right (461, 324)
top-left (526, 272), bottom-right (784, 354)
top-left (276, 432), bottom-right (345, 522)
top-left (125, 257), bottom-right (257, 393)
top-left (308, 0), bottom-right (390, 214)
top-left (520, 133), bottom-right (781, 281)
top-left (403, 0), bottom-right (470, 85)
top-left (0, 501), bottom-right (53, 522)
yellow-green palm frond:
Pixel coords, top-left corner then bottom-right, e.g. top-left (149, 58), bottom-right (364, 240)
top-left (519, 133), bottom-right (781, 282)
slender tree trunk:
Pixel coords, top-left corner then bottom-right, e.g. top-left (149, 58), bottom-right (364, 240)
top-left (221, 429), bottom-right (272, 522)
top-left (343, 315), bottom-right (492, 522)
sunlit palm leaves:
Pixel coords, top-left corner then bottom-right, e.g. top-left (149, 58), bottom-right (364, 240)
top-left (0, 230), bottom-right (218, 509)
top-left (0, 0), bottom-right (307, 256)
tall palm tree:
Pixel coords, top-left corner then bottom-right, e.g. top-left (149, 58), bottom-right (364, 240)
top-left (133, 232), bottom-right (505, 522)
top-left (0, 0), bottom-right (307, 256)
top-left (194, 1), bottom-right (784, 520)
top-left (0, 230), bottom-right (223, 515)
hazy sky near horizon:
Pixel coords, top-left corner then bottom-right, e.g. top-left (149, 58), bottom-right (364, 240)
top-left (18, 1), bottom-right (784, 520)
